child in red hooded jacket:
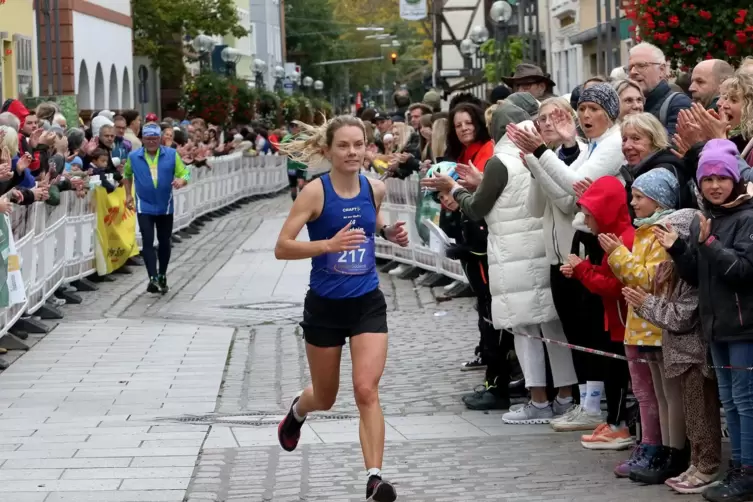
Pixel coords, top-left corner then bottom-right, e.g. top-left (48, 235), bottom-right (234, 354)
top-left (560, 177), bottom-right (659, 472)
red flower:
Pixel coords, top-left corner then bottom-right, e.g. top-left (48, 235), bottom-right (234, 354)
top-left (706, 32), bottom-right (714, 38)
top-left (735, 17), bottom-right (746, 25)
top-left (698, 9), bottom-right (712, 20)
top-left (737, 30), bottom-right (748, 43)
top-left (654, 32), bottom-right (671, 43)
top-left (724, 40), bottom-right (738, 56)
top-left (746, 25), bottom-right (753, 32)
top-left (688, 36), bottom-right (701, 45)
top-left (673, 42), bottom-right (683, 49)
top-left (738, 9), bottom-right (748, 18)
top-left (668, 15), bottom-right (680, 27)
top-left (705, 53), bottom-right (713, 59)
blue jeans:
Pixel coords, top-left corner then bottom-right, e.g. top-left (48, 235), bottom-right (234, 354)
top-left (710, 342), bottom-right (753, 466)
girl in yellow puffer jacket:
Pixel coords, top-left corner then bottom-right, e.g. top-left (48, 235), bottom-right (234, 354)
top-left (603, 168), bottom-right (689, 484)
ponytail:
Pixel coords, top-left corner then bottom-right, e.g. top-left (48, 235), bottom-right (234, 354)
top-left (277, 115), bottom-right (366, 165)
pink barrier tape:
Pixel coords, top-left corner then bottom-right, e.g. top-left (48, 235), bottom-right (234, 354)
top-left (483, 317), bottom-right (753, 371)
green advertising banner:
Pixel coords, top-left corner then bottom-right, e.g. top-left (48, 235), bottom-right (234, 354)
top-left (0, 216), bottom-right (11, 309)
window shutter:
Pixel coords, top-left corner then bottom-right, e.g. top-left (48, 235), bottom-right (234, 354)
top-left (13, 35), bottom-right (33, 98)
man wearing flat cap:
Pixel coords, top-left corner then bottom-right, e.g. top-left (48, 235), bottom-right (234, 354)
top-left (502, 63), bottom-right (557, 100)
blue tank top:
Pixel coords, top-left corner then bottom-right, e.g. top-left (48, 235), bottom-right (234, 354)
top-left (307, 174), bottom-right (380, 299)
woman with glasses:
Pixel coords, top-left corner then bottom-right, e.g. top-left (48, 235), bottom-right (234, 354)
top-left (615, 79), bottom-right (645, 121)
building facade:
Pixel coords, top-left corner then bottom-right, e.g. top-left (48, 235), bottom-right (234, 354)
top-left (549, 0), bottom-right (631, 94)
top-left (249, 0), bottom-right (284, 90)
top-left (34, 0), bottom-right (133, 112)
top-left (0, 0), bottom-right (37, 104)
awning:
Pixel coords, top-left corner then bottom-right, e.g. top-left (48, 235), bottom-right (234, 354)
top-left (569, 18), bottom-right (631, 45)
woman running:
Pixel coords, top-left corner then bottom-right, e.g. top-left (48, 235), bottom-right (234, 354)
top-left (275, 116), bottom-right (409, 502)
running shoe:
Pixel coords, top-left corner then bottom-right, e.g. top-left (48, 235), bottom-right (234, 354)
top-left (366, 475), bottom-right (397, 502)
top-left (278, 395), bottom-right (305, 452)
top-left (551, 406), bottom-right (604, 432)
top-left (501, 401), bottom-right (553, 424)
top-left (581, 424), bottom-right (633, 450)
top-left (157, 274), bottom-right (169, 295)
top-left (146, 277), bottom-right (160, 293)
top-left (460, 355), bottom-right (486, 371)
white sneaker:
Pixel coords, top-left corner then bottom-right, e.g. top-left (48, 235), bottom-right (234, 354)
top-left (502, 402), bottom-right (553, 424)
top-left (444, 280), bottom-right (461, 291)
top-left (389, 265), bottom-right (407, 276)
top-left (551, 406), bottom-right (604, 432)
top-left (551, 404), bottom-right (581, 426)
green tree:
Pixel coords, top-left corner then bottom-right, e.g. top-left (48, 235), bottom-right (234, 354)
top-left (132, 0), bottom-right (247, 81)
top-left (330, 0), bottom-right (432, 99)
top-left (285, 0), bottom-right (348, 95)
top-left (480, 37), bottom-right (525, 85)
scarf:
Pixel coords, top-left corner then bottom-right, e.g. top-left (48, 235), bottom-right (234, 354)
top-left (634, 208), bottom-right (675, 227)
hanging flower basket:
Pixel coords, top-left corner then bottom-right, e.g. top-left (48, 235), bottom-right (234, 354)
top-left (623, 2), bottom-right (752, 68)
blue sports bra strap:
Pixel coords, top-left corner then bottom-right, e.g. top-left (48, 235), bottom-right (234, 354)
top-left (362, 175), bottom-right (377, 209)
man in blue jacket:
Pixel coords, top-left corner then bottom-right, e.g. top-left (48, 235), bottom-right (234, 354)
top-left (123, 122), bottom-right (190, 294)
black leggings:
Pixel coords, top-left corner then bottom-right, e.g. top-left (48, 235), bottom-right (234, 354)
top-left (137, 213), bottom-right (174, 278)
top-left (463, 253), bottom-right (514, 396)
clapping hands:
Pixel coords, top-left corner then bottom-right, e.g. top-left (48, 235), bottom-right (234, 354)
top-left (454, 161), bottom-right (483, 191)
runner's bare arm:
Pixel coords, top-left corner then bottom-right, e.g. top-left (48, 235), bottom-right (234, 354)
top-left (369, 178), bottom-right (388, 233)
top-left (274, 180), bottom-right (329, 260)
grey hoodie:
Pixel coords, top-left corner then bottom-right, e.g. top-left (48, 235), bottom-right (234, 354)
top-left (453, 102), bottom-right (531, 221)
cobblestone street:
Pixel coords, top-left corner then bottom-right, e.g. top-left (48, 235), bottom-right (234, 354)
top-left (0, 194), bottom-right (703, 501)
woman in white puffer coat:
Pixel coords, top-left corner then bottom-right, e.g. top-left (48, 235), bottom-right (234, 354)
top-left (424, 102), bottom-right (578, 425)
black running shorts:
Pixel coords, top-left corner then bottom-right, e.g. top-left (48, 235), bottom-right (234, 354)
top-left (288, 174), bottom-right (299, 188)
top-left (300, 288), bottom-right (388, 347)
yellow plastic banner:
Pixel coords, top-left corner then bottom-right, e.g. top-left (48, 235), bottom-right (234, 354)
top-left (94, 186), bottom-right (139, 275)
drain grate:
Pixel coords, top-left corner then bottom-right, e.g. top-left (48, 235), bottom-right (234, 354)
top-left (158, 412), bottom-right (357, 426)
top-left (223, 301), bottom-right (301, 311)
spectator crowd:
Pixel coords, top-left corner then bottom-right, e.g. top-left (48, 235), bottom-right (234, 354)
top-left (344, 45), bottom-right (753, 501)
top-left (0, 100), bottom-right (287, 368)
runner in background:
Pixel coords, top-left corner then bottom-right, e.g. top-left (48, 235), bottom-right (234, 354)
top-left (123, 123), bottom-right (190, 295)
top-left (282, 122), bottom-right (307, 200)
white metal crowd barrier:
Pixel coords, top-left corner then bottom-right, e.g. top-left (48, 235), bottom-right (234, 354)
top-left (370, 173), bottom-right (468, 284)
top-left (0, 152), bottom-right (288, 338)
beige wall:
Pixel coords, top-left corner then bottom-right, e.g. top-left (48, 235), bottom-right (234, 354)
top-left (579, 0), bottom-right (598, 31)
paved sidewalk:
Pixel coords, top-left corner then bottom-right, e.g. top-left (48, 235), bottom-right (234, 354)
top-left (0, 195), bottom-right (706, 501)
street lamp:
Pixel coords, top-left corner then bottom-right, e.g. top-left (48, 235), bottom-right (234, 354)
top-left (220, 47), bottom-right (242, 77)
top-left (490, 1), bottom-right (514, 82)
top-left (192, 34), bottom-right (216, 71)
top-left (470, 26), bottom-right (489, 44)
top-left (460, 38), bottom-right (476, 56)
top-left (460, 38), bottom-right (476, 70)
top-left (490, 0), bottom-right (514, 23)
top-left (302, 76), bottom-right (313, 96)
top-left (253, 58), bottom-right (267, 89)
top-left (273, 65), bottom-right (285, 91)
top-left (313, 80), bottom-right (324, 95)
